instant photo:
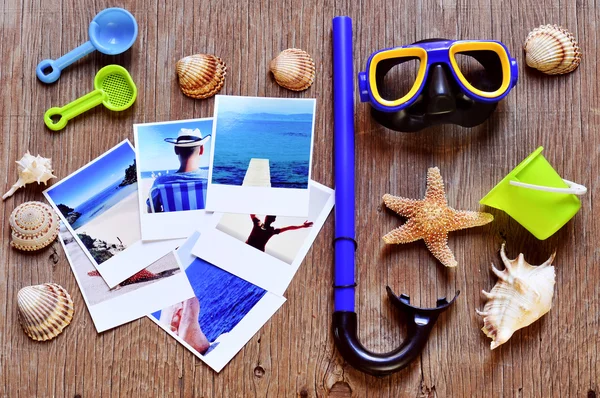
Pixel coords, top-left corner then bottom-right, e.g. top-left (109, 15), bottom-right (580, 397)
top-left (44, 140), bottom-right (182, 288)
top-left (134, 118), bottom-right (214, 240)
top-left (193, 181), bottom-right (334, 295)
top-left (149, 231), bottom-right (285, 372)
top-left (59, 223), bottom-right (193, 332)
top-left (206, 95), bottom-right (316, 217)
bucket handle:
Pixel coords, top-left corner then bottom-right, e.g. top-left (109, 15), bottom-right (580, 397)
top-left (509, 179), bottom-right (587, 196)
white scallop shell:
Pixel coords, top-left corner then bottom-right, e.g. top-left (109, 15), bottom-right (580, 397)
top-left (2, 151), bottom-right (57, 200)
top-left (476, 243), bottom-right (556, 349)
top-left (17, 283), bottom-right (74, 341)
top-left (524, 24), bottom-right (581, 75)
top-left (9, 201), bottom-right (60, 251)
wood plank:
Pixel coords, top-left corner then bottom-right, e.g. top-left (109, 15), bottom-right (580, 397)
top-left (0, 0), bottom-right (598, 396)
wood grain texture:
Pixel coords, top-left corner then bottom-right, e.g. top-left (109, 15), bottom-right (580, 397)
top-left (1, 0), bottom-right (598, 397)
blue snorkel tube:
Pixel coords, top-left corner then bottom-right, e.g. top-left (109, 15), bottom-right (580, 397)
top-left (332, 16), bottom-right (459, 377)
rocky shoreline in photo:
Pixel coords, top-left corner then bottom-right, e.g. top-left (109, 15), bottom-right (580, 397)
top-left (78, 233), bottom-right (126, 264)
top-left (57, 203), bottom-right (82, 225)
top-left (119, 160), bottom-right (137, 187)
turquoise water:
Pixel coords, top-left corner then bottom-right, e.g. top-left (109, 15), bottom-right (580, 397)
top-left (212, 114), bottom-right (312, 188)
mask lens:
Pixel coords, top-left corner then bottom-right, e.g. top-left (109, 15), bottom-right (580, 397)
top-left (375, 57), bottom-right (421, 102)
top-left (454, 50), bottom-right (504, 92)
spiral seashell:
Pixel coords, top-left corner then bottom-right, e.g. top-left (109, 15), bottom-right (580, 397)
top-left (176, 54), bottom-right (227, 99)
top-left (17, 283), bottom-right (74, 341)
top-left (269, 48), bottom-right (315, 91)
top-left (524, 24), bottom-right (581, 75)
top-left (9, 201), bottom-right (59, 251)
top-left (476, 243), bottom-right (556, 350)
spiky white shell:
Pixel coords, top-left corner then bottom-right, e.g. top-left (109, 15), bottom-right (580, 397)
top-left (2, 151), bottom-right (57, 200)
top-left (524, 24), bottom-right (581, 75)
top-left (476, 243), bottom-right (556, 349)
top-left (17, 283), bottom-right (74, 341)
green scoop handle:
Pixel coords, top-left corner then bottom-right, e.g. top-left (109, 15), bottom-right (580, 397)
top-left (44, 89), bottom-right (107, 131)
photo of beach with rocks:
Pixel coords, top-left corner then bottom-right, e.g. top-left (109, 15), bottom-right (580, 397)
top-left (45, 141), bottom-right (140, 265)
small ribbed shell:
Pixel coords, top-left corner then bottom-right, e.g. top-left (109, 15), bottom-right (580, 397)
top-left (10, 201), bottom-right (59, 251)
top-left (176, 54), bottom-right (227, 99)
top-left (269, 48), bottom-right (315, 91)
top-left (524, 24), bottom-right (581, 75)
top-left (17, 283), bottom-right (74, 341)
top-left (476, 244), bottom-right (556, 350)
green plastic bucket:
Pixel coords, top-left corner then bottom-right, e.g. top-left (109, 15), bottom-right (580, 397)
top-left (480, 147), bottom-right (586, 240)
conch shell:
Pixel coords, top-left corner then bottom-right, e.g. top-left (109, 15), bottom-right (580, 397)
top-left (2, 151), bottom-right (57, 200)
top-left (176, 54), bottom-right (227, 99)
top-left (269, 48), bottom-right (315, 91)
top-left (524, 24), bottom-right (581, 75)
top-left (17, 283), bottom-right (74, 341)
top-left (10, 201), bottom-right (60, 251)
top-left (476, 243), bottom-right (556, 349)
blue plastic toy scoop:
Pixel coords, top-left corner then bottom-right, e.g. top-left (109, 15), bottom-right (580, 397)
top-left (36, 8), bottom-right (138, 84)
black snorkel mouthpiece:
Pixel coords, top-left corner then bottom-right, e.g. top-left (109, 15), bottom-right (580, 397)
top-left (332, 289), bottom-right (459, 377)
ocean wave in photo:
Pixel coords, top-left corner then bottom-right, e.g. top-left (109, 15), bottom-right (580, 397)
top-left (212, 117), bottom-right (312, 189)
top-left (70, 181), bottom-right (138, 230)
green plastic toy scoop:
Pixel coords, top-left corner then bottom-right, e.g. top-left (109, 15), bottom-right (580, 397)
top-left (44, 65), bottom-right (137, 131)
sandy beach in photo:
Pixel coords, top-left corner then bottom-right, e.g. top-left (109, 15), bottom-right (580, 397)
top-left (75, 191), bottom-right (141, 247)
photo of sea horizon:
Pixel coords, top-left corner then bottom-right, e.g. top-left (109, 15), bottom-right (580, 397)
top-left (206, 96), bottom-right (316, 217)
top-left (149, 231), bottom-right (286, 372)
top-left (134, 118), bottom-right (214, 240)
top-left (44, 140), bottom-right (184, 288)
top-left (210, 96), bottom-right (315, 189)
top-left (59, 223), bottom-right (194, 332)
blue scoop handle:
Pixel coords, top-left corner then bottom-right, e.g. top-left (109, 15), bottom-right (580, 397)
top-left (36, 41), bottom-right (96, 84)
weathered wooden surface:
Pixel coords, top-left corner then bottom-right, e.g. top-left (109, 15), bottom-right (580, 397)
top-left (1, 0), bottom-right (598, 396)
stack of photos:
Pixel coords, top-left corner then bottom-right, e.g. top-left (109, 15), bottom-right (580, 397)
top-left (59, 222), bottom-right (194, 332)
top-left (148, 232), bottom-right (285, 372)
top-left (52, 95), bottom-right (330, 372)
top-left (44, 140), bottom-right (183, 288)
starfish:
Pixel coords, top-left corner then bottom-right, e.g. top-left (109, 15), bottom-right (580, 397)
top-left (382, 167), bottom-right (493, 267)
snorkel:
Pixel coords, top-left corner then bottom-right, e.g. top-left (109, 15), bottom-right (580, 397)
top-left (331, 16), bottom-right (459, 377)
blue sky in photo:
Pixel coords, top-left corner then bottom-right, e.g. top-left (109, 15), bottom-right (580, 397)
top-left (216, 96), bottom-right (315, 115)
top-left (46, 141), bottom-right (136, 208)
top-left (136, 119), bottom-right (214, 173)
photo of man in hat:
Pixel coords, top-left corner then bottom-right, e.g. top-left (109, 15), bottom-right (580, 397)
top-left (146, 127), bottom-right (211, 213)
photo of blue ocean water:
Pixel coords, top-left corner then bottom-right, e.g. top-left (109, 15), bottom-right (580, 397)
top-left (211, 97), bottom-right (315, 189)
top-left (152, 243), bottom-right (266, 344)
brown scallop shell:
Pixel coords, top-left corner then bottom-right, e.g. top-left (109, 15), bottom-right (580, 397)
top-left (176, 54), bottom-right (227, 99)
top-left (524, 24), bottom-right (581, 75)
top-left (9, 201), bottom-right (59, 251)
top-left (269, 48), bottom-right (315, 91)
top-left (17, 283), bottom-right (74, 341)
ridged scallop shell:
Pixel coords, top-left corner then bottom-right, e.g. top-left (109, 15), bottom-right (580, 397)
top-left (17, 283), bottom-right (74, 341)
top-left (476, 243), bottom-right (556, 349)
top-left (176, 54), bottom-right (227, 99)
top-left (10, 201), bottom-right (59, 251)
top-left (269, 48), bottom-right (315, 91)
top-left (524, 24), bottom-right (581, 75)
